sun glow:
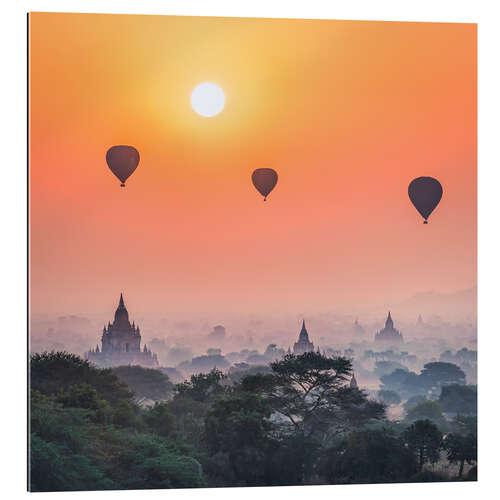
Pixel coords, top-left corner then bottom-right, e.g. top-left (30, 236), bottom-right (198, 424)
top-left (191, 82), bottom-right (225, 117)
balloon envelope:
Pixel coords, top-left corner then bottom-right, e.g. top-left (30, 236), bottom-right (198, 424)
top-left (408, 176), bottom-right (443, 223)
top-left (252, 168), bottom-right (278, 200)
top-left (106, 145), bottom-right (140, 186)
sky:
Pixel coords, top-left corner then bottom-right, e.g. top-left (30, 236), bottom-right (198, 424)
top-left (29, 13), bottom-right (476, 317)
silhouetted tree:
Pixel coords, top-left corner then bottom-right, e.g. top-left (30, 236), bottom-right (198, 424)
top-left (439, 384), bottom-right (477, 415)
top-left (377, 390), bottom-right (401, 406)
top-left (403, 419), bottom-right (443, 472)
top-left (204, 392), bottom-right (274, 485)
top-left (420, 362), bottom-right (466, 392)
top-left (143, 402), bottom-right (177, 437)
top-left (30, 352), bottom-right (133, 405)
top-left (405, 400), bottom-right (446, 427)
top-left (112, 365), bottom-right (174, 401)
top-left (321, 429), bottom-right (417, 484)
top-left (443, 432), bottom-right (477, 478)
top-left (241, 352), bottom-right (385, 441)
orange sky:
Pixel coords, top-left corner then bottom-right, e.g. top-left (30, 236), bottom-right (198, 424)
top-left (29, 13), bottom-right (476, 317)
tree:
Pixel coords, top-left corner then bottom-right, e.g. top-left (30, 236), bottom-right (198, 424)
top-left (169, 369), bottom-right (228, 442)
top-left (241, 352), bottom-right (385, 442)
top-left (443, 432), bottom-right (477, 478)
top-left (56, 383), bottom-right (106, 411)
top-left (405, 400), bottom-right (446, 427)
top-left (420, 362), bottom-right (466, 392)
top-left (451, 415), bottom-right (477, 437)
top-left (204, 392), bottom-right (274, 485)
top-left (321, 429), bottom-right (417, 484)
top-left (143, 402), bottom-right (177, 437)
top-left (189, 354), bottom-right (230, 372)
top-left (380, 369), bottom-right (429, 399)
top-left (403, 395), bottom-right (427, 411)
top-left (403, 419), bottom-right (443, 472)
top-left (175, 369), bottom-right (227, 403)
top-left (439, 384), bottom-right (477, 415)
top-left (377, 390), bottom-right (401, 406)
top-left (112, 365), bottom-right (174, 401)
top-left (30, 351), bottom-right (133, 405)
top-left (113, 434), bottom-right (204, 489)
top-left (374, 361), bottom-right (408, 379)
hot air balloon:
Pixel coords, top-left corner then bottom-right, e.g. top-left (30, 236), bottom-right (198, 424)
top-left (106, 145), bottom-right (140, 187)
top-left (252, 168), bottom-right (278, 201)
top-left (408, 176), bottom-right (443, 224)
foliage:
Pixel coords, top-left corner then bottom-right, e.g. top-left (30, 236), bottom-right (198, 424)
top-left (377, 390), bottom-right (401, 406)
top-left (451, 415), bottom-right (477, 437)
top-left (443, 432), bottom-right (477, 478)
top-left (439, 384), bottom-right (477, 415)
top-left (169, 369), bottom-right (228, 443)
top-left (31, 351), bottom-right (133, 405)
top-left (112, 365), bottom-right (174, 401)
top-left (29, 354), bottom-right (204, 492)
top-left (403, 395), bottom-right (427, 411)
top-left (403, 419), bottom-right (443, 472)
top-left (244, 352), bottom-right (385, 442)
top-left (405, 400), bottom-right (446, 428)
top-left (320, 429), bottom-right (417, 484)
top-left (29, 350), bottom-right (475, 490)
top-left (374, 361), bottom-right (408, 378)
top-left (143, 402), bottom-right (177, 437)
top-left (380, 369), bottom-right (428, 399)
top-left (204, 392), bottom-right (275, 485)
top-left (420, 362), bottom-right (466, 390)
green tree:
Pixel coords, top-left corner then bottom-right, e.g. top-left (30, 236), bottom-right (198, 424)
top-left (112, 365), bottom-right (174, 401)
top-left (403, 395), bottom-right (427, 411)
top-left (169, 369), bottom-right (228, 443)
top-left (113, 434), bottom-right (204, 489)
top-left (321, 429), bottom-right (417, 484)
top-left (380, 369), bottom-right (429, 399)
top-left (253, 352), bottom-right (385, 441)
top-left (451, 415), bottom-right (477, 437)
top-left (439, 385), bottom-right (477, 415)
top-left (56, 383), bottom-right (106, 410)
top-left (377, 390), bottom-right (401, 406)
top-left (403, 419), bottom-right (443, 472)
top-left (204, 392), bottom-right (274, 485)
top-left (420, 362), bottom-right (466, 393)
top-left (144, 402), bottom-right (177, 437)
top-left (30, 352), bottom-right (133, 405)
top-left (405, 400), bottom-right (446, 427)
top-left (30, 433), bottom-right (113, 492)
top-left (175, 369), bottom-right (227, 403)
top-left (443, 432), bottom-right (477, 478)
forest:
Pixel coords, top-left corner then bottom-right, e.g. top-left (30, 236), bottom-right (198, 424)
top-left (29, 351), bottom-right (477, 491)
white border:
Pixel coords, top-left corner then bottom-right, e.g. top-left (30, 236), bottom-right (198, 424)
top-left (2, 1), bottom-right (499, 499)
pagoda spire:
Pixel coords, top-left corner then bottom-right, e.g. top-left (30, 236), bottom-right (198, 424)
top-left (119, 293), bottom-right (125, 308)
top-left (385, 311), bottom-right (394, 329)
top-left (299, 319), bottom-right (309, 341)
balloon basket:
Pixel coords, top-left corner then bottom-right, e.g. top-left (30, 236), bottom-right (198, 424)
top-left (120, 183), bottom-right (126, 187)
top-left (423, 220), bottom-right (428, 224)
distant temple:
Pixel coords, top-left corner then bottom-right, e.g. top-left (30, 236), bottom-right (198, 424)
top-left (293, 320), bottom-right (315, 355)
top-left (86, 294), bottom-right (158, 368)
top-left (374, 311), bottom-right (404, 344)
top-left (350, 373), bottom-right (358, 389)
top-left (352, 318), bottom-right (365, 336)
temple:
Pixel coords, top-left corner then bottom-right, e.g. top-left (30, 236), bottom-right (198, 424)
top-left (374, 311), bottom-right (404, 344)
top-left (85, 294), bottom-right (159, 368)
top-left (293, 320), bottom-right (315, 355)
top-left (352, 318), bottom-right (365, 336)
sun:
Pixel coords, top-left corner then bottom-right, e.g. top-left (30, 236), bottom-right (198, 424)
top-left (191, 82), bottom-right (225, 117)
